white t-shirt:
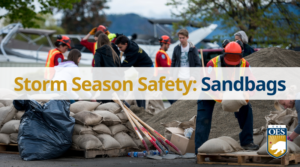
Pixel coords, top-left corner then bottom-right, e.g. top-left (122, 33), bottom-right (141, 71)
top-left (178, 43), bottom-right (190, 79)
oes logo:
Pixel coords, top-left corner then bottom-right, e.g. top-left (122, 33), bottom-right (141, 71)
top-left (267, 125), bottom-right (287, 158)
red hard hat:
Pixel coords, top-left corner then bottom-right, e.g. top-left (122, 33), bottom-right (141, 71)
top-left (57, 35), bottom-right (71, 49)
top-left (159, 35), bottom-right (171, 44)
top-left (97, 25), bottom-right (108, 33)
top-left (224, 42), bottom-right (242, 66)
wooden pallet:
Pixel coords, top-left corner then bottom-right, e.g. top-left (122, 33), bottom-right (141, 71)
top-left (70, 148), bottom-right (135, 158)
top-left (0, 143), bottom-right (19, 154)
top-left (197, 151), bottom-right (300, 167)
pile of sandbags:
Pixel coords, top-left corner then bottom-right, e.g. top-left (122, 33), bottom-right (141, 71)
top-left (0, 100), bottom-right (18, 144)
top-left (70, 101), bottom-right (149, 151)
top-left (198, 136), bottom-right (244, 153)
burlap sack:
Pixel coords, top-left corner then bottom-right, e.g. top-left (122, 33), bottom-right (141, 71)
top-left (258, 141), bottom-right (300, 155)
top-left (0, 105), bottom-right (17, 126)
top-left (70, 112), bottom-right (75, 117)
top-left (96, 134), bottom-right (121, 150)
top-left (15, 111), bottom-right (25, 120)
top-left (10, 133), bottom-right (18, 144)
top-left (128, 130), bottom-right (138, 139)
top-left (72, 134), bottom-right (102, 150)
top-left (0, 133), bottom-right (10, 144)
top-left (198, 138), bottom-right (234, 153)
top-left (218, 136), bottom-right (244, 151)
top-left (0, 120), bottom-right (20, 134)
top-left (133, 138), bottom-right (152, 149)
top-left (114, 132), bottom-right (138, 148)
top-left (92, 124), bottom-right (112, 135)
top-left (96, 102), bottom-right (122, 114)
top-left (70, 101), bottom-right (100, 113)
top-left (109, 124), bottom-right (129, 135)
top-left (161, 120), bottom-right (181, 128)
top-left (253, 134), bottom-right (264, 147)
top-left (93, 110), bottom-right (121, 126)
top-left (73, 124), bottom-right (94, 135)
top-left (221, 100), bottom-right (247, 112)
top-left (145, 99), bottom-right (165, 115)
top-left (289, 118), bottom-right (298, 132)
top-left (73, 111), bottom-right (102, 126)
top-left (125, 121), bottom-right (134, 131)
top-left (287, 131), bottom-right (300, 148)
top-left (116, 112), bottom-right (128, 123)
top-left (266, 109), bottom-right (295, 127)
top-left (179, 116), bottom-right (196, 129)
top-left (0, 100), bottom-right (13, 107)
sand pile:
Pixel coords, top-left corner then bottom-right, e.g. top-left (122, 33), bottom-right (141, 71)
top-left (144, 47), bottom-right (300, 140)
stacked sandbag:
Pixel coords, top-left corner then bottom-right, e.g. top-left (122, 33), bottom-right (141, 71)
top-left (0, 101), bottom-right (18, 144)
top-left (198, 136), bottom-right (244, 153)
top-left (265, 108), bottom-right (298, 131)
top-left (0, 120), bottom-right (20, 144)
top-left (71, 101), bottom-right (142, 152)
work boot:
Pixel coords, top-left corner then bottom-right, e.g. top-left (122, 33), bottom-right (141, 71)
top-left (242, 143), bottom-right (259, 150)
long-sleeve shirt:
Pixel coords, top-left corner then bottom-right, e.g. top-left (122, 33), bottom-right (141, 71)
top-left (294, 93), bottom-right (300, 134)
top-left (80, 39), bottom-right (96, 67)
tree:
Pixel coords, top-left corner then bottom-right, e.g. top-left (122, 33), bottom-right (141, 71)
top-left (167, 0), bottom-right (300, 47)
top-left (60, 0), bottom-right (110, 34)
top-left (0, 0), bottom-right (80, 28)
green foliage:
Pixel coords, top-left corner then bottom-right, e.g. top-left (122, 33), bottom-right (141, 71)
top-left (167, 0), bottom-right (300, 47)
top-left (0, 0), bottom-right (80, 28)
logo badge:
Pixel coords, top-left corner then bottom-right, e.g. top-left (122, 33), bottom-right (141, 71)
top-left (267, 125), bottom-right (287, 158)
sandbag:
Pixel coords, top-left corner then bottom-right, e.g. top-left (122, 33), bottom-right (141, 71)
top-left (114, 132), bottom-right (138, 148)
top-left (145, 99), bottom-right (165, 115)
top-left (15, 111), bottom-right (25, 120)
top-left (0, 103), bottom-right (4, 108)
top-left (93, 124), bottom-right (112, 135)
top-left (128, 130), bottom-right (138, 139)
top-left (258, 141), bottom-right (300, 155)
top-left (0, 133), bottom-right (10, 144)
top-left (126, 121), bottom-right (134, 131)
top-left (221, 99), bottom-right (247, 112)
top-left (96, 102), bottom-right (122, 114)
top-left (0, 105), bottom-right (17, 126)
top-left (70, 112), bottom-right (75, 117)
top-left (72, 134), bottom-right (102, 150)
top-left (93, 110), bottom-right (121, 126)
top-left (0, 100), bottom-right (13, 107)
top-left (10, 133), bottom-right (18, 143)
top-left (70, 101), bottom-right (100, 113)
top-left (109, 124), bottom-right (129, 135)
top-left (289, 118), bottom-right (298, 132)
top-left (13, 99), bottom-right (75, 161)
top-left (287, 131), bottom-right (300, 148)
top-left (133, 138), bottom-right (151, 149)
top-left (253, 134), bottom-right (264, 147)
top-left (218, 136), bottom-right (243, 151)
top-left (0, 120), bottom-right (20, 134)
top-left (116, 112), bottom-right (128, 123)
top-left (73, 124), bottom-right (94, 135)
top-left (96, 134), bottom-right (121, 150)
top-left (198, 138), bottom-right (234, 153)
top-left (73, 111), bottom-right (102, 126)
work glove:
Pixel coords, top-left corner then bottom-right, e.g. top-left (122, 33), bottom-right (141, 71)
top-left (89, 27), bottom-right (97, 35)
top-left (108, 33), bottom-right (116, 41)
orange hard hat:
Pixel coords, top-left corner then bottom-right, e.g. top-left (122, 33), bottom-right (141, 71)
top-left (224, 42), bottom-right (242, 66)
top-left (159, 35), bottom-right (171, 44)
top-left (56, 35), bottom-right (71, 49)
top-left (97, 25), bottom-right (108, 33)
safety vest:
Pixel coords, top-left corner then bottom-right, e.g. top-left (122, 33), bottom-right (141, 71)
top-left (154, 50), bottom-right (171, 76)
top-left (93, 42), bottom-right (97, 66)
top-left (44, 48), bottom-right (64, 79)
top-left (208, 55), bottom-right (247, 103)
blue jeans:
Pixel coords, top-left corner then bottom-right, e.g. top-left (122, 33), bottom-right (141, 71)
top-left (195, 100), bottom-right (254, 154)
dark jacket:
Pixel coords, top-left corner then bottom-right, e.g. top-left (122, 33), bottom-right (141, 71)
top-left (171, 42), bottom-right (202, 78)
top-left (94, 45), bottom-right (121, 67)
top-left (121, 40), bottom-right (153, 67)
top-left (112, 42), bottom-right (120, 56)
top-left (243, 43), bottom-right (255, 57)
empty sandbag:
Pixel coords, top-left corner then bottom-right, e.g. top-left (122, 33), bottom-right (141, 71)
top-left (198, 138), bottom-right (234, 153)
top-left (70, 101), bottom-right (100, 113)
top-left (218, 136), bottom-right (244, 151)
top-left (93, 110), bottom-right (121, 126)
top-left (96, 134), bottom-right (121, 150)
top-left (0, 105), bottom-right (17, 126)
top-left (72, 134), bottom-right (102, 150)
top-left (0, 120), bottom-right (20, 134)
top-left (0, 100), bottom-right (13, 107)
top-left (109, 124), bottom-right (129, 135)
top-left (0, 133), bottom-right (10, 144)
top-left (116, 112), bottom-right (128, 123)
top-left (258, 141), bottom-right (300, 155)
top-left (114, 132), bottom-right (138, 148)
top-left (10, 133), bottom-right (18, 143)
top-left (15, 111), bottom-right (25, 120)
top-left (92, 124), bottom-right (112, 135)
top-left (96, 102), bottom-right (122, 114)
top-left (73, 124), bottom-right (94, 135)
top-left (73, 111), bottom-right (102, 126)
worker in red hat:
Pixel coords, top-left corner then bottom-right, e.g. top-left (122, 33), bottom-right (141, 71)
top-left (195, 40), bottom-right (259, 154)
top-left (44, 35), bottom-right (71, 79)
top-left (81, 25), bottom-right (120, 67)
top-left (155, 35), bottom-right (172, 74)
